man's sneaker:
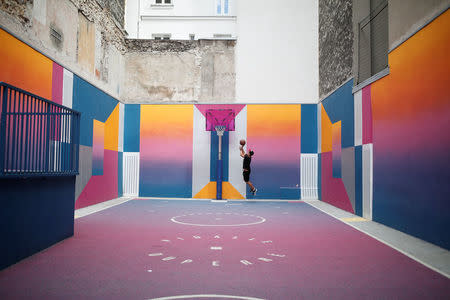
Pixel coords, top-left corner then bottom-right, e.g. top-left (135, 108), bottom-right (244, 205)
top-left (252, 188), bottom-right (257, 195)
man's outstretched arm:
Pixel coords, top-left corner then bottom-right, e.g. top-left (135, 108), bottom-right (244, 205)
top-left (240, 145), bottom-right (245, 158)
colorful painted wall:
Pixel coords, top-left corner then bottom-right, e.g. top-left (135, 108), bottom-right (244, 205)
top-left (370, 10), bottom-right (450, 249)
top-left (319, 11), bottom-right (450, 250)
top-left (320, 80), bottom-right (365, 215)
top-left (125, 104), bottom-right (317, 200)
top-left (0, 28), bottom-right (122, 211)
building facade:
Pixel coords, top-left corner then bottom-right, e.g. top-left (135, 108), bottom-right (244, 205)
top-left (125, 0), bottom-right (236, 40)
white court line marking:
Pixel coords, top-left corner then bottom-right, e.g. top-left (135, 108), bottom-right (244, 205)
top-left (148, 295), bottom-right (264, 300)
top-left (212, 200), bottom-right (228, 203)
top-left (171, 213), bottom-right (266, 227)
top-left (74, 197), bottom-right (132, 219)
top-left (304, 201), bottom-right (450, 279)
top-left (211, 246), bottom-right (222, 250)
top-left (147, 270), bottom-right (152, 272)
top-left (148, 253), bottom-right (163, 257)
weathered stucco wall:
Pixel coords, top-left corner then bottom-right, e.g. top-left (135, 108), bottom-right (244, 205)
top-left (123, 39), bottom-right (235, 103)
top-left (319, 0), bottom-right (353, 99)
top-left (0, 0), bottom-right (127, 100)
top-left (0, 0), bottom-right (235, 103)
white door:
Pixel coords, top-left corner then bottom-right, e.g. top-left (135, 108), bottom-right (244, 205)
top-left (123, 152), bottom-right (140, 197)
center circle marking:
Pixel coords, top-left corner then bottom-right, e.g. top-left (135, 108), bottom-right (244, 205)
top-left (171, 213), bottom-right (266, 227)
top-left (149, 295), bottom-right (264, 300)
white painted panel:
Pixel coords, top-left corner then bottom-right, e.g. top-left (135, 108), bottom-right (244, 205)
top-left (192, 106), bottom-right (211, 197)
top-left (123, 152), bottom-right (140, 197)
top-left (354, 90), bottom-right (363, 146)
top-left (228, 106), bottom-right (247, 197)
top-left (118, 103), bottom-right (124, 152)
top-left (62, 69), bottom-right (73, 109)
top-left (301, 154), bottom-right (318, 199)
top-left (362, 143), bottom-right (373, 220)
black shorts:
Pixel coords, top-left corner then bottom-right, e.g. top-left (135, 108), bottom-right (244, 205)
top-left (243, 170), bottom-right (251, 182)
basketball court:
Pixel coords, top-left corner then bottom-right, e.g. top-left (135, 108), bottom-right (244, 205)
top-left (0, 198), bottom-right (449, 299)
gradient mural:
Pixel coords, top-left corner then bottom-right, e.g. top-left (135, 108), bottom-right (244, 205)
top-left (320, 80), bottom-right (358, 214)
top-left (139, 105), bottom-right (193, 198)
top-left (370, 10), bottom-right (450, 249)
top-left (247, 105), bottom-right (301, 199)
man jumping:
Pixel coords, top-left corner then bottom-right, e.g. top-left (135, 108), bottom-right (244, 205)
top-left (240, 144), bottom-right (257, 195)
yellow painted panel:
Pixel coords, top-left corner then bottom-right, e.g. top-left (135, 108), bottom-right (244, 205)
top-left (194, 181), bottom-right (245, 199)
top-left (194, 181), bottom-right (217, 199)
top-left (104, 103), bottom-right (119, 151)
top-left (222, 182), bottom-right (245, 199)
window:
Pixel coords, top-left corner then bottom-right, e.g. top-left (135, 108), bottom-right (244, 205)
top-left (155, 0), bottom-right (172, 4)
top-left (216, 0), bottom-right (229, 15)
top-left (189, 34), bottom-right (195, 40)
top-left (357, 0), bottom-right (388, 84)
top-left (152, 34), bottom-right (171, 40)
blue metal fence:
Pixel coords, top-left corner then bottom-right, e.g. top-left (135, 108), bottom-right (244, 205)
top-left (0, 82), bottom-right (80, 177)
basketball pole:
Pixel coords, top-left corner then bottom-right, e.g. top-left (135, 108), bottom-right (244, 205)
top-left (215, 126), bottom-right (225, 200)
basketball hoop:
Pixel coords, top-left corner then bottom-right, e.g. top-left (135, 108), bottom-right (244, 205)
top-left (214, 125), bottom-right (226, 137)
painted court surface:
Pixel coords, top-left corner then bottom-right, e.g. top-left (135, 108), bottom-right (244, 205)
top-left (0, 199), bottom-right (449, 299)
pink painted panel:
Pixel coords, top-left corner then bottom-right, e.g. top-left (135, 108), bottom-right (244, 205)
top-left (51, 63), bottom-right (63, 105)
top-left (362, 85), bottom-right (373, 144)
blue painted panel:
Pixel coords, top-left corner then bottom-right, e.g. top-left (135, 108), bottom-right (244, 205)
top-left (0, 176), bottom-right (75, 270)
top-left (355, 146), bottom-right (363, 216)
top-left (210, 131), bottom-right (229, 181)
top-left (118, 151), bottom-right (123, 197)
top-left (139, 161), bottom-right (192, 198)
top-left (373, 153), bottom-right (450, 250)
top-left (280, 187), bottom-right (301, 200)
top-left (301, 104), bottom-right (318, 153)
top-left (250, 163), bottom-right (300, 199)
top-left (124, 104), bottom-right (141, 152)
top-left (322, 80), bottom-right (354, 148)
top-left (72, 75), bottom-right (118, 147)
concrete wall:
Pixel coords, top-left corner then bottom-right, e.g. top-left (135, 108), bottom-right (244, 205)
top-left (388, 0), bottom-right (449, 50)
top-left (235, 0), bottom-right (319, 103)
top-left (319, 0), bottom-right (353, 99)
top-left (0, 0), bottom-right (126, 101)
top-left (123, 39), bottom-right (235, 103)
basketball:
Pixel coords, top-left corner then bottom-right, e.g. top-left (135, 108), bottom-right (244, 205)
top-left (240, 139), bottom-right (246, 146)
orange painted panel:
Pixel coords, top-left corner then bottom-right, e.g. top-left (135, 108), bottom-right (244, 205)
top-left (321, 104), bottom-right (332, 153)
top-left (104, 103), bottom-right (119, 151)
top-left (0, 29), bottom-right (53, 99)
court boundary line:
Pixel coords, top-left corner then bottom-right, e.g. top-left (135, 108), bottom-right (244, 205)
top-left (304, 200), bottom-right (450, 279)
top-left (74, 197), bottom-right (133, 219)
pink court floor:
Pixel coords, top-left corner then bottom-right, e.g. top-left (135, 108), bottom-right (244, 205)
top-left (0, 199), bottom-right (449, 299)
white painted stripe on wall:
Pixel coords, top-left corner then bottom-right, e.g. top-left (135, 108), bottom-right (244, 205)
top-left (301, 154), bottom-right (318, 199)
top-left (229, 106), bottom-right (247, 198)
top-left (62, 68), bottom-right (73, 109)
top-left (362, 143), bottom-right (373, 220)
top-left (123, 152), bottom-right (140, 196)
top-left (118, 103), bottom-right (124, 152)
top-left (354, 90), bottom-right (363, 146)
top-left (192, 106), bottom-right (211, 197)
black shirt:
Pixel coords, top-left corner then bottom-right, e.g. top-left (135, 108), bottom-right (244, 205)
top-left (243, 154), bottom-right (251, 171)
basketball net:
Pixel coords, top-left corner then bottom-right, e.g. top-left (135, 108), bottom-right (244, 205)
top-left (214, 125), bottom-right (226, 137)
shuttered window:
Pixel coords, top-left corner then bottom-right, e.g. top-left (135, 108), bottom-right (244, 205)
top-left (357, 0), bottom-right (388, 84)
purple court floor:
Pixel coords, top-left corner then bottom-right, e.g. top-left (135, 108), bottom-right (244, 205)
top-left (0, 199), bottom-right (449, 299)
